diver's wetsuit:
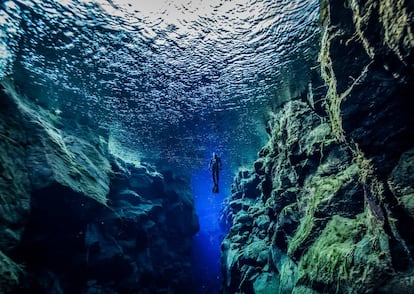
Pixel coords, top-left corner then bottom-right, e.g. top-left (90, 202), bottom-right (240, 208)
top-left (209, 154), bottom-right (222, 193)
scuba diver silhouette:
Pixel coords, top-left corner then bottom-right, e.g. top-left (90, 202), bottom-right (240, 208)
top-left (208, 152), bottom-right (222, 193)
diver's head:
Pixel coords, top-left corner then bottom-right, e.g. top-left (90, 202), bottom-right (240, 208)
top-left (213, 152), bottom-right (217, 158)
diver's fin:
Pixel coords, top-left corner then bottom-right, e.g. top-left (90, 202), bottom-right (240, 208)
top-left (212, 185), bottom-right (219, 193)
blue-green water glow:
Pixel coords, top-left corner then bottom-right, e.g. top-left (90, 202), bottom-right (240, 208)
top-left (191, 151), bottom-right (233, 293)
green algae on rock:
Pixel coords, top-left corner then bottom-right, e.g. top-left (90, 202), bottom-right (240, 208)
top-left (221, 100), bottom-right (370, 293)
top-left (297, 214), bottom-right (390, 293)
top-left (0, 250), bottom-right (24, 292)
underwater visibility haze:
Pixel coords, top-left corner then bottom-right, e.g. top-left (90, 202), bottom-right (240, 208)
top-left (1, 0), bottom-right (414, 293)
top-left (1, 0), bottom-right (319, 169)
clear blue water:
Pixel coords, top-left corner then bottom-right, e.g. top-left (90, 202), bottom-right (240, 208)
top-left (1, 0), bottom-right (319, 169)
top-left (1, 0), bottom-right (320, 291)
top-left (191, 166), bottom-right (232, 293)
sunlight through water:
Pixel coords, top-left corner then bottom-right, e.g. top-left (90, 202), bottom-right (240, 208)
top-left (1, 0), bottom-right (319, 171)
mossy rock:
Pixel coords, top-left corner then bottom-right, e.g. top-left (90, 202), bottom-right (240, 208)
top-left (241, 240), bottom-right (269, 265)
top-left (388, 148), bottom-right (414, 219)
top-left (0, 250), bottom-right (24, 292)
top-left (253, 272), bottom-right (279, 294)
top-left (292, 285), bottom-right (319, 294)
top-left (296, 214), bottom-right (391, 293)
top-left (400, 194), bottom-right (414, 217)
top-left (287, 163), bottom-right (360, 258)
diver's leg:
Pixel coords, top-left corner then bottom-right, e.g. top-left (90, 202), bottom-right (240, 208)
top-left (212, 170), bottom-right (217, 192)
top-left (214, 169), bottom-right (218, 193)
top-left (212, 170), bottom-right (217, 185)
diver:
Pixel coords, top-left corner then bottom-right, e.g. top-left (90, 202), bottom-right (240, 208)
top-left (208, 152), bottom-right (222, 193)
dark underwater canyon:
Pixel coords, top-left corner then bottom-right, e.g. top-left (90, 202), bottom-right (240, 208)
top-left (0, 0), bottom-right (414, 293)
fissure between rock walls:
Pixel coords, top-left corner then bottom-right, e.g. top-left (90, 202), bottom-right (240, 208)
top-left (0, 0), bottom-right (413, 293)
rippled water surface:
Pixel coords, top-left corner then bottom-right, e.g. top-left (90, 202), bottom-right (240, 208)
top-left (1, 0), bottom-right (319, 170)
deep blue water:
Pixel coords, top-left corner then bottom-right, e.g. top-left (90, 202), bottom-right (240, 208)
top-left (191, 160), bottom-right (232, 294)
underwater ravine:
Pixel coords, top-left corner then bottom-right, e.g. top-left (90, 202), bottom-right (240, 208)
top-left (191, 167), bottom-right (232, 293)
top-left (1, 0), bottom-right (414, 293)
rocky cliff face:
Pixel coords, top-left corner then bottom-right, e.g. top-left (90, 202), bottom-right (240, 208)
top-left (221, 0), bottom-right (414, 293)
top-left (0, 81), bottom-right (199, 293)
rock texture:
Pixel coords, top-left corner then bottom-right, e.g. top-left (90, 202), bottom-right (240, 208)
top-left (0, 82), bottom-right (31, 291)
top-left (221, 0), bottom-right (414, 293)
top-left (221, 101), bottom-right (388, 293)
top-left (0, 81), bottom-right (199, 293)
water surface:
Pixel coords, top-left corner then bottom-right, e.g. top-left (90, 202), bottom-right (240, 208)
top-left (1, 0), bottom-right (319, 171)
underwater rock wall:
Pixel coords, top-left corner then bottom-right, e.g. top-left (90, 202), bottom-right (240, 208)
top-left (221, 0), bottom-right (414, 293)
top-left (0, 82), bottom-right (199, 293)
top-left (0, 82), bottom-right (31, 291)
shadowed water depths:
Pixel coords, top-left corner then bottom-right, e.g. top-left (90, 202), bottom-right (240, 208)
top-left (191, 155), bottom-right (232, 293)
